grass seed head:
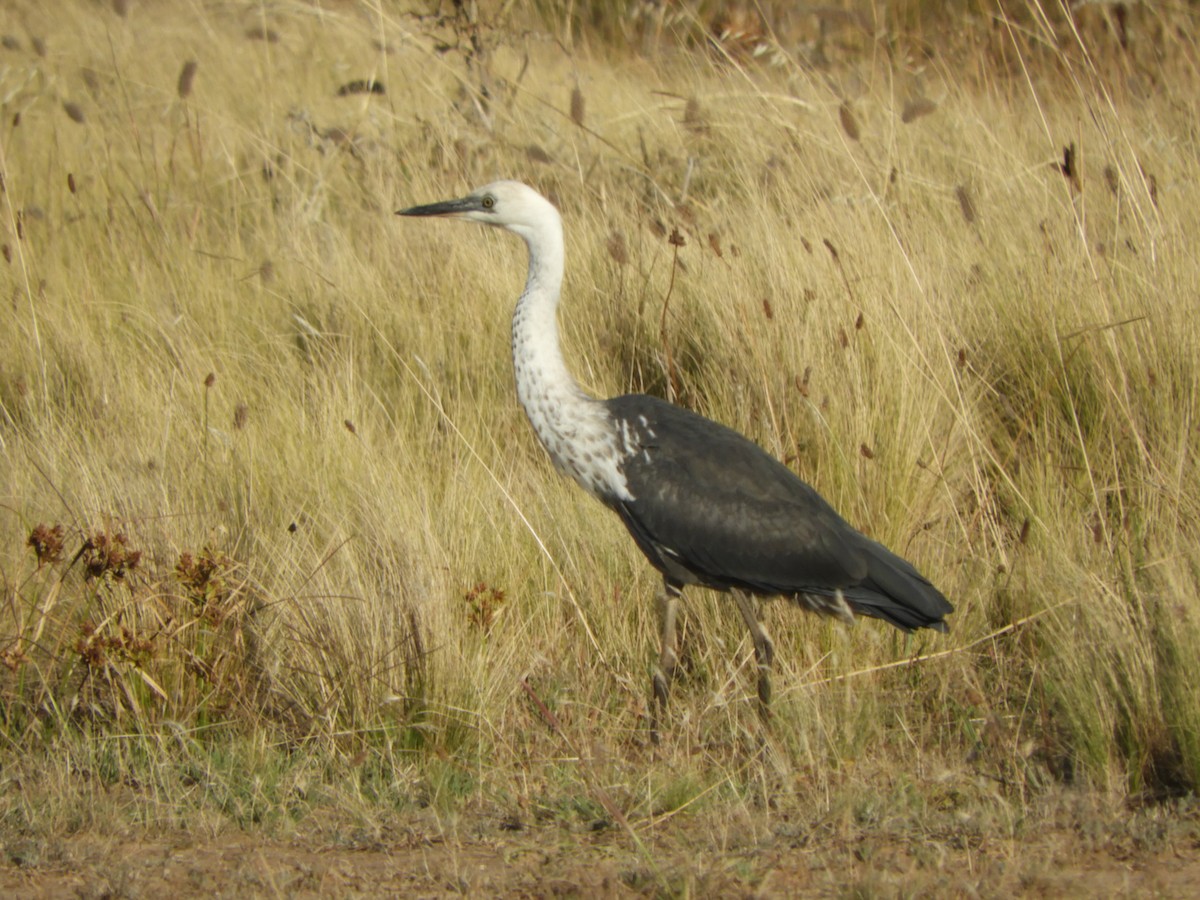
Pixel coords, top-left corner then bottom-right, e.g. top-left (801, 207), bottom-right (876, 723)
top-left (796, 366), bottom-right (812, 397)
top-left (175, 548), bottom-right (238, 623)
top-left (1103, 164), bottom-right (1119, 195)
top-left (901, 96), bottom-right (937, 123)
top-left (570, 85), bottom-right (585, 126)
top-left (606, 231), bottom-right (628, 266)
top-left (464, 582), bottom-right (507, 633)
top-left (336, 79), bottom-right (384, 96)
top-left (1, 647), bottom-right (29, 672)
top-left (1139, 162), bottom-right (1159, 206)
top-left (839, 100), bottom-right (861, 141)
top-left (27, 523), bottom-right (65, 567)
top-left (81, 531), bottom-right (141, 580)
top-left (526, 144), bottom-right (553, 164)
top-left (177, 60), bottom-right (198, 99)
top-left (246, 25), bottom-right (280, 43)
top-left (956, 185), bottom-right (977, 224)
top-left (1058, 143), bottom-right (1081, 192)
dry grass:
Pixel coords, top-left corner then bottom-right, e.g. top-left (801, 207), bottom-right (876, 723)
top-left (1, 0), bottom-right (1199, 875)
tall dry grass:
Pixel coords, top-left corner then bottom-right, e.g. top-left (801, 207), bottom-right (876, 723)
top-left (0, 0), bottom-right (1198, 840)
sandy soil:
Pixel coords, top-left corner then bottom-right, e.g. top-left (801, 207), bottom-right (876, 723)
top-left (2, 820), bottom-right (1199, 898)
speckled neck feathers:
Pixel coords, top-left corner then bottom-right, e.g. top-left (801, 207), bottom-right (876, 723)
top-left (508, 199), bottom-right (632, 502)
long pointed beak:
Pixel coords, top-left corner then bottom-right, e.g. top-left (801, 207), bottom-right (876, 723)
top-left (397, 196), bottom-right (478, 217)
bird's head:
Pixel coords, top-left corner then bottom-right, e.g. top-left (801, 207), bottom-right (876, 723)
top-left (398, 181), bottom-right (559, 244)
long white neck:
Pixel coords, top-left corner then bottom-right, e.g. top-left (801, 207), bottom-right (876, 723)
top-left (508, 210), bottom-right (631, 502)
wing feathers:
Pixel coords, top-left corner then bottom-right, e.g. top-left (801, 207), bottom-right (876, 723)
top-left (605, 394), bottom-right (951, 631)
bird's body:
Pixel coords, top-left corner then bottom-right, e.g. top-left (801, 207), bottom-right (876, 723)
top-left (602, 394), bottom-right (948, 630)
top-left (400, 181), bottom-right (952, 735)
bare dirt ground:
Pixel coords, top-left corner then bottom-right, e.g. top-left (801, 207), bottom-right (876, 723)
top-left (3, 819), bottom-right (1199, 898)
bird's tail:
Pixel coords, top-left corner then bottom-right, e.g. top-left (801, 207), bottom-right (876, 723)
top-left (841, 538), bottom-right (953, 633)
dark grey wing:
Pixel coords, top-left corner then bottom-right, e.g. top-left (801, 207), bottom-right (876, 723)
top-left (605, 395), bottom-right (869, 591)
top-left (604, 394), bottom-right (952, 631)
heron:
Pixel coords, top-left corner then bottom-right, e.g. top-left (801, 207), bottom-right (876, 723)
top-left (399, 181), bottom-right (952, 736)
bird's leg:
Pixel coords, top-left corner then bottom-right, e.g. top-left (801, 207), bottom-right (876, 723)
top-left (650, 582), bottom-right (681, 743)
top-left (732, 589), bottom-right (775, 717)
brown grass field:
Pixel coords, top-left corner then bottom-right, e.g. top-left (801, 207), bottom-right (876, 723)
top-left (2, 0), bottom-right (1200, 895)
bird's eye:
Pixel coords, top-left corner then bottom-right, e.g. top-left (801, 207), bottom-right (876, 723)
top-left (481, 195), bottom-right (495, 209)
